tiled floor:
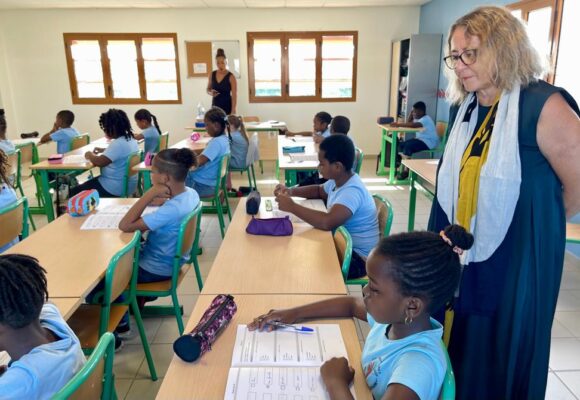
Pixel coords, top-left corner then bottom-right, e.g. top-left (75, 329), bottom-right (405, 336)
top-left (19, 158), bottom-right (580, 399)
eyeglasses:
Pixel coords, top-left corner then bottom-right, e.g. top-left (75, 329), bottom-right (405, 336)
top-left (443, 49), bottom-right (478, 69)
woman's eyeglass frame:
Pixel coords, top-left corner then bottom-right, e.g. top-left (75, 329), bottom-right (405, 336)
top-left (443, 49), bottom-right (478, 69)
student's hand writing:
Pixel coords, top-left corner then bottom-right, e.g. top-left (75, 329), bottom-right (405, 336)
top-left (320, 357), bottom-right (355, 388)
top-left (275, 192), bottom-right (295, 212)
top-left (273, 184), bottom-right (290, 196)
top-left (248, 308), bottom-right (299, 331)
top-left (280, 127), bottom-right (289, 136)
top-left (93, 147), bottom-right (106, 154)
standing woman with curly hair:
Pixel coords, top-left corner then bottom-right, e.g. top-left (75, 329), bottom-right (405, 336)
top-left (429, 6), bottom-right (580, 399)
top-left (69, 109), bottom-right (139, 198)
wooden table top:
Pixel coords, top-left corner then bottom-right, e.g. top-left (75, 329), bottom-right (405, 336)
top-left (188, 121), bottom-right (286, 132)
top-left (156, 294), bottom-right (371, 400)
top-left (50, 297), bottom-right (82, 320)
top-left (5, 198), bottom-right (138, 298)
top-left (402, 159), bottom-right (439, 186)
top-left (30, 142), bottom-right (102, 171)
top-left (378, 123), bottom-right (422, 132)
top-left (277, 136), bottom-right (319, 170)
top-left (133, 137), bottom-right (210, 171)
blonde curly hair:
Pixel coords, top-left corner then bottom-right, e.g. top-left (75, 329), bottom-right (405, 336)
top-left (445, 6), bottom-right (545, 104)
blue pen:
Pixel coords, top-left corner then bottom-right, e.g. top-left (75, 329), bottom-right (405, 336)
top-left (268, 321), bottom-right (314, 332)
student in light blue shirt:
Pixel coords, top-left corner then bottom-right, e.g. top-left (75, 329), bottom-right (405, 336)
top-left (134, 109), bottom-right (162, 154)
top-left (186, 107), bottom-right (230, 197)
top-left (226, 115), bottom-right (249, 169)
top-left (69, 109), bottom-right (139, 198)
top-left (248, 225), bottom-right (474, 400)
top-left (0, 151), bottom-right (18, 253)
top-left (0, 110), bottom-right (15, 155)
top-left (39, 110), bottom-right (80, 154)
top-left (283, 111), bottom-right (332, 144)
top-left (0, 255), bottom-right (85, 400)
top-left (274, 134), bottom-right (378, 279)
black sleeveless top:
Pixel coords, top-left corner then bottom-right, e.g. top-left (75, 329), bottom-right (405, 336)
top-left (211, 71), bottom-right (232, 115)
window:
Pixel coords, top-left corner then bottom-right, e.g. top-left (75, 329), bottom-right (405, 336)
top-left (63, 33), bottom-right (181, 104)
top-left (247, 31), bottom-right (357, 103)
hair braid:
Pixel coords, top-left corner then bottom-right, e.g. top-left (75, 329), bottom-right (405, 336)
top-left (99, 109), bottom-right (134, 141)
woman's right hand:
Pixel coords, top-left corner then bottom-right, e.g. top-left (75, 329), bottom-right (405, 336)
top-left (274, 184), bottom-right (290, 196)
top-left (248, 308), bottom-right (300, 331)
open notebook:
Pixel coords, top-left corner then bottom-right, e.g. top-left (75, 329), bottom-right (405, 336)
top-left (289, 153), bottom-right (319, 163)
top-left (80, 204), bottom-right (157, 230)
top-left (224, 324), bottom-right (354, 400)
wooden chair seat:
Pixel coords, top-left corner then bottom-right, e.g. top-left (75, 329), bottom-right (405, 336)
top-left (68, 304), bottom-right (128, 349)
top-left (136, 264), bottom-right (191, 293)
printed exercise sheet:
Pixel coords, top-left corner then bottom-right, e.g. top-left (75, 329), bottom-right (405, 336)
top-left (80, 205), bottom-right (157, 230)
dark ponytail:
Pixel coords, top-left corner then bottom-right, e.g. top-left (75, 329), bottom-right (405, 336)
top-left (135, 109), bottom-right (161, 136)
top-left (216, 48), bottom-right (226, 59)
top-left (0, 109), bottom-right (6, 137)
top-left (0, 150), bottom-right (11, 188)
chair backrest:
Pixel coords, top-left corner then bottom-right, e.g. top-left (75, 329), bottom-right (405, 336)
top-left (333, 226), bottom-right (353, 281)
top-left (436, 121), bottom-right (449, 146)
top-left (245, 132), bottom-right (260, 167)
top-left (104, 231), bottom-right (141, 306)
top-left (373, 194), bottom-right (394, 239)
top-left (0, 196), bottom-right (29, 248)
top-left (70, 134), bottom-right (91, 152)
top-left (122, 151), bottom-right (142, 197)
top-left (439, 341), bottom-right (456, 400)
top-left (157, 131), bottom-right (169, 152)
top-left (5, 149), bottom-right (19, 178)
top-left (15, 141), bottom-right (35, 165)
top-left (177, 203), bottom-right (203, 259)
top-left (354, 147), bottom-right (364, 174)
top-left (52, 332), bottom-right (116, 400)
top-left (242, 116), bottom-right (260, 123)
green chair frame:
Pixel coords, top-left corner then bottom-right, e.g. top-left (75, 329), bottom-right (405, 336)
top-left (0, 196), bottom-right (30, 250)
top-left (440, 341), bottom-right (456, 400)
top-left (136, 203), bottom-right (203, 334)
top-left (52, 332), bottom-right (116, 400)
top-left (417, 121), bottom-right (449, 159)
top-left (200, 154), bottom-right (232, 238)
top-left (156, 131), bottom-right (169, 152)
top-left (68, 133), bottom-right (91, 152)
top-left (229, 164), bottom-right (257, 191)
top-left (334, 226), bottom-right (353, 282)
top-left (68, 231), bottom-right (157, 381)
top-left (121, 151), bottom-right (142, 198)
top-left (5, 149), bottom-right (35, 232)
top-left (354, 147), bottom-right (364, 174)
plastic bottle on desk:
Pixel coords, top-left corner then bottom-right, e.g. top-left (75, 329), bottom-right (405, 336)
top-left (195, 103), bottom-right (206, 128)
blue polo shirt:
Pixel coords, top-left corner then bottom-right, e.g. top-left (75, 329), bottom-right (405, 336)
top-left (0, 183), bottom-right (18, 252)
top-left (51, 127), bottom-right (80, 154)
top-left (141, 126), bottom-right (160, 154)
top-left (229, 130), bottom-right (248, 169)
top-left (415, 115), bottom-right (439, 150)
top-left (187, 134), bottom-right (230, 187)
top-left (98, 136), bottom-right (139, 197)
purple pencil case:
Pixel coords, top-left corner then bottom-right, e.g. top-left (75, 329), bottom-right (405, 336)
top-left (246, 216), bottom-right (293, 236)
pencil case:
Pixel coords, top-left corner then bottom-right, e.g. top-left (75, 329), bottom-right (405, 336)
top-left (173, 294), bottom-right (237, 362)
top-left (144, 152), bottom-right (155, 167)
top-left (67, 189), bottom-right (100, 217)
top-left (282, 146), bottom-right (305, 154)
top-left (48, 154), bottom-right (64, 164)
top-left (246, 216), bottom-right (293, 236)
top-left (377, 116), bottom-right (395, 124)
top-left (190, 132), bottom-right (201, 142)
top-left (245, 190), bottom-right (261, 215)
top-left (195, 122), bottom-right (206, 128)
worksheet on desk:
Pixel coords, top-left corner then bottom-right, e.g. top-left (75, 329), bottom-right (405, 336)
top-left (225, 324), bottom-right (354, 400)
top-left (271, 199), bottom-right (326, 224)
top-left (80, 205), bottom-right (157, 230)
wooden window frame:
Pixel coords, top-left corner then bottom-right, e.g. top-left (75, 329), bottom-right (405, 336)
top-left (508, 0), bottom-right (564, 84)
top-left (63, 33), bottom-right (182, 105)
top-left (247, 31), bottom-right (358, 103)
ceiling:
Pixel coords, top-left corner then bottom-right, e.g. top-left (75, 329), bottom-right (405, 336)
top-left (0, 0), bottom-right (431, 9)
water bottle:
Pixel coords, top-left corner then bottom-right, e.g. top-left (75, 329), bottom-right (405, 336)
top-left (196, 102), bottom-right (206, 121)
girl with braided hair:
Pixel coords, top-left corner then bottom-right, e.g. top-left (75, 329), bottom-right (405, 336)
top-left (0, 149), bottom-right (18, 252)
top-left (134, 108), bottom-right (162, 154)
top-left (249, 225), bottom-right (474, 400)
top-left (69, 108), bottom-right (139, 198)
top-left (0, 254), bottom-right (85, 398)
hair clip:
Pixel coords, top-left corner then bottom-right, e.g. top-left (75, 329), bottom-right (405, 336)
top-left (439, 230), bottom-right (464, 255)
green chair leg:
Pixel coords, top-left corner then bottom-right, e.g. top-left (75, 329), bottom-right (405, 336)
top-left (250, 164), bottom-right (257, 190)
top-left (216, 200), bottom-right (226, 238)
top-left (192, 256), bottom-right (203, 291)
top-left (171, 292), bottom-right (185, 335)
top-left (131, 300), bottom-right (158, 381)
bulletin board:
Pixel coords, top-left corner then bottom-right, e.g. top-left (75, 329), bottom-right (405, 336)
top-left (186, 40), bottom-right (241, 78)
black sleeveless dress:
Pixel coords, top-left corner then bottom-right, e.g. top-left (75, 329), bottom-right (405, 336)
top-left (428, 80), bottom-right (579, 399)
top-left (211, 71), bottom-right (232, 115)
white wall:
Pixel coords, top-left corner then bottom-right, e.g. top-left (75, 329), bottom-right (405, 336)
top-left (0, 7), bottom-right (420, 157)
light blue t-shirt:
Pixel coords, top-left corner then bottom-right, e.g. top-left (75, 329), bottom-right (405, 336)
top-left (0, 303), bottom-right (86, 400)
top-left (0, 183), bottom-right (18, 253)
top-left (362, 314), bottom-right (446, 400)
top-left (187, 134), bottom-right (230, 187)
top-left (141, 126), bottom-right (160, 154)
top-left (98, 136), bottom-right (139, 197)
top-left (318, 127), bottom-right (331, 138)
top-left (323, 174), bottom-right (379, 257)
top-left (0, 140), bottom-right (15, 154)
top-left (415, 115), bottom-right (439, 150)
top-left (229, 130), bottom-right (248, 169)
top-left (140, 187), bottom-right (200, 277)
top-left (51, 127), bottom-right (80, 154)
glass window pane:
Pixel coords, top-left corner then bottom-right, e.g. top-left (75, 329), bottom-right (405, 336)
top-left (526, 7), bottom-right (552, 71)
top-left (107, 40), bottom-right (140, 99)
top-left (253, 38), bottom-right (282, 97)
top-left (142, 38), bottom-right (176, 60)
top-left (511, 9), bottom-right (522, 20)
top-left (288, 38), bottom-right (316, 97)
top-left (70, 40), bottom-right (105, 98)
top-left (555, 0), bottom-right (580, 101)
top-left (142, 38), bottom-right (178, 101)
top-left (322, 35), bottom-right (354, 98)
top-left (144, 61), bottom-right (177, 81)
top-left (146, 82), bottom-right (178, 101)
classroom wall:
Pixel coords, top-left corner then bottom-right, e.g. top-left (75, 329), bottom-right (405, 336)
top-left (0, 7), bottom-right (420, 157)
top-left (418, 0), bottom-right (512, 121)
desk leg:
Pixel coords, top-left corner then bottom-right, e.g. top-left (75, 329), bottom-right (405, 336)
top-left (377, 128), bottom-right (387, 176)
top-left (388, 132), bottom-right (398, 184)
top-left (39, 170), bottom-right (55, 222)
top-left (407, 171), bottom-right (417, 231)
top-left (285, 170), bottom-right (297, 186)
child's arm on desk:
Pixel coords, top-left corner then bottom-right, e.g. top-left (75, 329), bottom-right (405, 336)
top-left (39, 122), bottom-right (58, 144)
top-left (276, 191), bottom-right (350, 231)
top-left (118, 185), bottom-right (170, 232)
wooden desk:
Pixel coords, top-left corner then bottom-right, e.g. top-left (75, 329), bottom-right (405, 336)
top-left (277, 136), bottom-right (319, 186)
top-left (377, 124), bottom-right (421, 184)
top-left (5, 198), bottom-right (137, 298)
top-left (567, 223), bottom-right (580, 244)
top-left (50, 297), bottom-right (82, 320)
top-left (202, 198), bottom-right (346, 295)
top-left (157, 294), bottom-right (372, 400)
top-left (402, 159), bottom-right (438, 231)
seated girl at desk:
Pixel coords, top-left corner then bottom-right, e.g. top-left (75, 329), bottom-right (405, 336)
top-left (0, 150), bottom-right (18, 252)
top-left (0, 110), bottom-right (15, 154)
top-left (275, 134), bottom-right (378, 279)
top-left (185, 107), bottom-right (230, 197)
top-left (133, 109), bottom-right (162, 154)
top-left (250, 225), bottom-right (474, 400)
top-left (69, 109), bottom-right (139, 198)
top-left (0, 254), bottom-right (85, 398)
top-left (282, 111), bottom-right (332, 144)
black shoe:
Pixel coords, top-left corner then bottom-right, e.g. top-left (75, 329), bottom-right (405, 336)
top-left (114, 334), bottom-right (124, 353)
top-left (396, 171), bottom-right (409, 180)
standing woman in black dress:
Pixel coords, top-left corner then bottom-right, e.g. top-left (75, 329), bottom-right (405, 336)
top-left (207, 48), bottom-right (237, 115)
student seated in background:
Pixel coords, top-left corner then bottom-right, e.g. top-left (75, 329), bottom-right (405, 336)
top-left (39, 110), bottom-right (80, 154)
top-left (282, 111), bottom-right (332, 144)
top-left (274, 135), bottom-right (378, 279)
top-left (185, 107), bottom-right (230, 198)
top-left (226, 114), bottom-right (249, 192)
top-left (133, 109), bottom-right (161, 155)
top-left (0, 110), bottom-right (15, 155)
top-left (0, 151), bottom-right (18, 253)
top-left (69, 109), bottom-right (139, 198)
top-left (390, 101), bottom-right (438, 179)
top-left (0, 254), bottom-right (85, 399)
top-left (250, 225), bottom-right (474, 400)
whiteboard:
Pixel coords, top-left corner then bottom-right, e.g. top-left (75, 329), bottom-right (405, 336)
top-left (211, 40), bottom-right (241, 78)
